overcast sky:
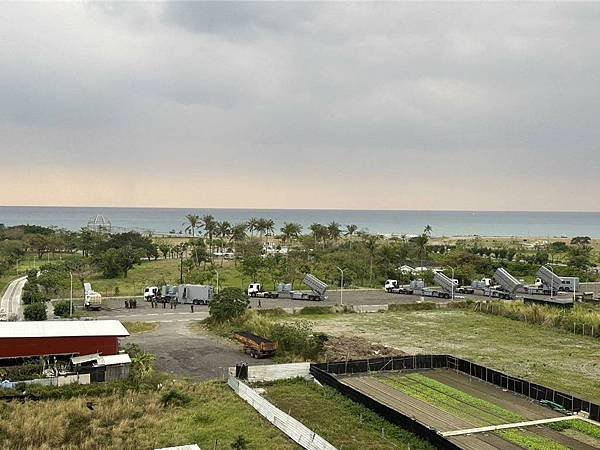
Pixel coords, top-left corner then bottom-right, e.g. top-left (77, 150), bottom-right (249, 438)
top-left (1, 2), bottom-right (599, 211)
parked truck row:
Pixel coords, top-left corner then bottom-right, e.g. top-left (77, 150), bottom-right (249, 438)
top-left (384, 265), bottom-right (581, 301)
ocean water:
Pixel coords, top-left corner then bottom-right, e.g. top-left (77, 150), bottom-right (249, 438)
top-left (0, 206), bottom-right (599, 237)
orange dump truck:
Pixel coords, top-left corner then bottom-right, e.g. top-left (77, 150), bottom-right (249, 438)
top-left (233, 331), bottom-right (277, 358)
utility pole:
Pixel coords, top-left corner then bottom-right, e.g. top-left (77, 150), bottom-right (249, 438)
top-left (336, 267), bottom-right (345, 306)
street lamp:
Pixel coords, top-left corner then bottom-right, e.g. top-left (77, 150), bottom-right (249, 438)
top-left (445, 266), bottom-right (455, 300)
top-left (69, 271), bottom-right (73, 317)
top-left (214, 269), bottom-right (220, 294)
top-left (336, 267), bottom-right (345, 306)
top-left (549, 265), bottom-right (555, 300)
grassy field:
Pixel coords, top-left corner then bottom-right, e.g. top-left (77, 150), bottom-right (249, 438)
top-left (86, 259), bottom-right (255, 297)
top-left (121, 321), bottom-right (159, 335)
top-left (0, 381), bottom-right (297, 450)
top-left (263, 378), bottom-right (433, 450)
top-left (297, 309), bottom-right (600, 402)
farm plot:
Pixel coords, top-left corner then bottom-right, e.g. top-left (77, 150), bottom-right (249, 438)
top-left (341, 370), bottom-right (599, 450)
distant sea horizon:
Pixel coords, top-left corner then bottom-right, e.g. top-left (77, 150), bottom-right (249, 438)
top-left (1, 206), bottom-right (599, 238)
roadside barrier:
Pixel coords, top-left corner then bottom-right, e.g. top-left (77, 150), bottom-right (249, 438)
top-left (228, 376), bottom-right (337, 450)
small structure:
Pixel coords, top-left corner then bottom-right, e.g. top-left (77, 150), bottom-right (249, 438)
top-left (0, 320), bottom-right (130, 359)
top-left (87, 214), bottom-right (112, 233)
top-left (71, 353), bottom-right (131, 382)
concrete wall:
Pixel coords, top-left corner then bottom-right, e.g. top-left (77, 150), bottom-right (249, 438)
top-left (0, 373), bottom-right (90, 389)
top-left (244, 362), bottom-right (310, 383)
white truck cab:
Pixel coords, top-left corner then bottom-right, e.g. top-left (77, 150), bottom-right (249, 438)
top-left (384, 279), bottom-right (399, 292)
top-left (144, 286), bottom-right (159, 301)
top-left (247, 283), bottom-right (262, 296)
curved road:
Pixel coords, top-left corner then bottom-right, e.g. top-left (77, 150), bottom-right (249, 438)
top-left (0, 276), bottom-right (27, 320)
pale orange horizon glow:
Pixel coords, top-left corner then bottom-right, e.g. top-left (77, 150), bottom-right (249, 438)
top-left (2, 164), bottom-right (599, 212)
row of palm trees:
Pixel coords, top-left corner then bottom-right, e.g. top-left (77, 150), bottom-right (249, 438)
top-left (183, 214), bottom-right (360, 248)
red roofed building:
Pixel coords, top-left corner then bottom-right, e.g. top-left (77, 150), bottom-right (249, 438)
top-left (0, 320), bottom-right (129, 359)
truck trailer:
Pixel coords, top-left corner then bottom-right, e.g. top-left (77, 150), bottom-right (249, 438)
top-left (475, 268), bottom-right (522, 300)
top-left (233, 331), bottom-right (277, 358)
top-left (537, 266), bottom-right (579, 293)
top-left (178, 284), bottom-right (213, 305)
top-left (290, 274), bottom-right (328, 301)
top-left (157, 284), bottom-right (213, 305)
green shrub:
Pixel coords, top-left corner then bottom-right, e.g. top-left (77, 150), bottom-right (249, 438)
top-left (160, 389), bottom-right (192, 407)
top-left (298, 306), bottom-right (333, 315)
top-left (53, 300), bottom-right (71, 318)
top-left (23, 302), bottom-right (47, 321)
top-left (209, 287), bottom-right (249, 323)
top-left (388, 302), bottom-right (438, 312)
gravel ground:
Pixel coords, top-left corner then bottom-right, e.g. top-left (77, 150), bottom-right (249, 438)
top-left (126, 320), bottom-right (271, 380)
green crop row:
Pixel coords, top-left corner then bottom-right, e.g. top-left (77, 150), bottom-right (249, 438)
top-left (498, 429), bottom-right (569, 450)
top-left (378, 374), bottom-right (571, 450)
top-left (548, 419), bottom-right (600, 439)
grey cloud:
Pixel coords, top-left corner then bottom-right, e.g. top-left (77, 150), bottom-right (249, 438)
top-left (1, 2), bottom-right (600, 208)
top-left (161, 1), bottom-right (316, 37)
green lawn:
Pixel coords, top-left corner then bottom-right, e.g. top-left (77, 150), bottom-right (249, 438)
top-left (263, 378), bottom-right (433, 450)
top-left (301, 309), bottom-right (600, 402)
top-left (84, 259), bottom-right (256, 297)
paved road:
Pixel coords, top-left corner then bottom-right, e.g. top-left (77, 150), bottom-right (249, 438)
top-left (127, 320), bottom-right (271, 379)
top-left (87, 289), bottom-right (454, 322)
top-left (0, 276), bottom-right (27, 320)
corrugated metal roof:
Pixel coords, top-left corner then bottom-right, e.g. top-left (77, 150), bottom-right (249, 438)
top-left (99, 354), bottom-right (131, 365)
top-left (0, 320), bottom-right (130, 338)
top-left (71, 353), bottom-right (101, 364)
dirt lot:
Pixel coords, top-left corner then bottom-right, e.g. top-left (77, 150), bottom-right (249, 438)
top-left (306, 309), bottom-right (600, 402)
top-left (125, 320), bottom-right (271, 379)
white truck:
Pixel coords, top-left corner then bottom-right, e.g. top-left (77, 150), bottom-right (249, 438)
top-left (143, 286), bottom-right (159, 301)
top-left (290, 274), bottom-right (328, 301)
top-left (83, 282), bottom-right (102, 310)
top-left (247, 283), bottom-right (279, 298)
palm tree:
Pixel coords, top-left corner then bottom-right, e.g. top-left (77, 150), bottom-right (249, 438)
top-left (345, 224), bottom-right (358, 249)
top-left (230, 223), bottom-right (247, 266)
top-left (327, 221), bottom-right (342, 242)
top-left (215, 221), bottom-right (231, 265)
top-left (247, 217), bottom-right (259, 236)
top-left (416, 225), bottom-right (432, 270)
top-left (264, 219), bottom-right (275, 237)
top-left (363, 234), bottom-right (379, 286)
top-left (158, 242), bottom-right (172, 259)
top-left (201, 215), bottom-right (217, 258)
top-left (183, 214), bottom-right (200, 238)
top-left (309, 223), bottom-right (328, 249)
top-left (281, 222), bottom-right (302, 244)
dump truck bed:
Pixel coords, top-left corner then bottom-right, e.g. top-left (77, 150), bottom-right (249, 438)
top-left (233, 331), bottom-right (277, 358)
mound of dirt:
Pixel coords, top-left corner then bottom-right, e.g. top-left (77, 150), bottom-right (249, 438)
top-left (323, 335), bottom-right (405, 361)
